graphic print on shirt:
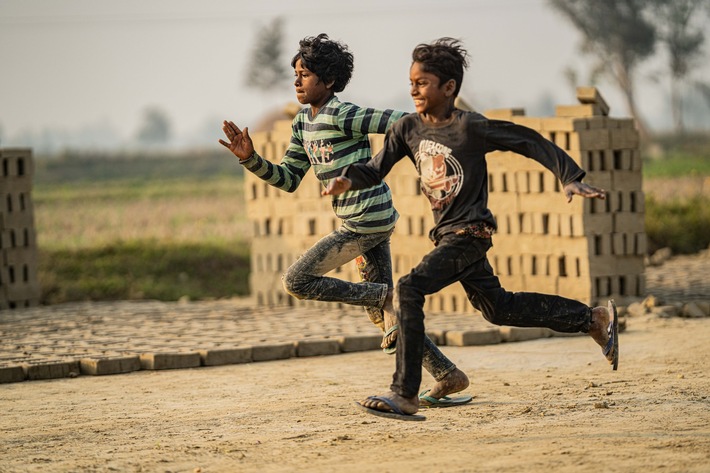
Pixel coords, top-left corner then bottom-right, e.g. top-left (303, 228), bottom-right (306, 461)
top-left (304, 139), bottom-right (334, 165)
top-left (415, 139), bottom-right (464, 210)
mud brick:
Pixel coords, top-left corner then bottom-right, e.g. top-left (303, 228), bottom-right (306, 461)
top-left (540, 117), bottom-right (588, 132)
top-left (589, 233), bottom-right (614, 256)
top-left (484, 108), bottom-right (525, 120)
top-left (613, 212), bottom-right (645, 233)
top-left (612, 170), bottom-right (643, 191)
top-left (0, 365), bottom-right (25, 384)
top-left (617, 256), bottom-right (644, 275)
top-left (23, 360), bottom-right (80, 380)
top-left (4, 282), bottom-right (41, 301)
top-left (198, 347), bottom-right (252, 366)
top-left (491, 193), bottom-right (519, 214)
top-left (609, 129), bottom-right (639, 149)
top-left (445, 328), bottom-right (501, 346)
top-left (338, 334), bottom-right (381, 353)
top-left (499, 327), bottom-right (551, 342)
top-left (570, 214), bottom-right (585, 237)
top-left (612, 233), bottom-right (631, 256)
top-left (635, 233), bottom-right (647, 255)
top-left (572, 129), bottom-right (610, 151)
top-left (0, 148), bottom-right (34, 178)
top-left (251, 342), bottom-right (294, 362)
top-left (295, 338), bottom-right (340, 357)
top-left (585, 116), bottom-right (608, 129)
top-left (555, 104), bottom-right (603, 117)
top-left (0, 176), bottom-right (33, 194)
top-left (528, 171), bottom-right (544, 193)
top-left (589, 255), bottom-right (619, 276)
top-left (630, 149), bottom-right (642, 171)
top-left (583, 213), bottom-right (613, 235)
top-left (576, 87), bottom-right (610, 116)
top-left (80, 355), bottom-right (141, 375)
top-left (630, 191), bottom-right (646, 213)
top-left (488, 150), bottom-right (521, 170)
top-left (139, 352), bottom-right (201, 370)
top-left (613, 149), bottom-right (633, 171)
top-left (2, 246), bottom-right (38, 267)
top-left (519, 212), bottom-right (533, 234)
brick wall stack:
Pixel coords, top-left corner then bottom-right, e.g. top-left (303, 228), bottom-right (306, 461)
top-left (246, 87), bottom-right (645, 313)
top-left (0, 148), bottom-right (40, 309)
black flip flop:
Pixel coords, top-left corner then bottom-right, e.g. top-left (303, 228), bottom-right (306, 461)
top-left (354, 396), bottom-right (425, 421)
top-left (602, 299), bottom-right (619, 370)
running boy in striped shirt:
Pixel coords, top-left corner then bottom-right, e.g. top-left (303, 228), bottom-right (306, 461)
top-left (219, 34), bottom-right (470, 407)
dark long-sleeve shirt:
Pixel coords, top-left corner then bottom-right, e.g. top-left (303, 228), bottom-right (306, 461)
top-left (343, 110), bottom-right (586, 242)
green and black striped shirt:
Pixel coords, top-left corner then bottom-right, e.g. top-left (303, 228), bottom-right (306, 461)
top-left (241, 96), bottom-right (407, 233)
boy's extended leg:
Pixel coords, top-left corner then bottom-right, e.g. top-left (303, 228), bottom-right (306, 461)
top-left (457, 238), bottom-right (619, 370)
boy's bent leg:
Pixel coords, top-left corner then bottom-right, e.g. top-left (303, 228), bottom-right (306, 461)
top-left (282, 228), bottom-right (388, 308)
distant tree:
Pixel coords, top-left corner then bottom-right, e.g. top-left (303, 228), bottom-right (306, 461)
top-left (244, 17), bottom-right (289, 92)
top-left (648, 0), bottom-right (710, 132)
top-left (549, 0), bottom-right (657, 140)
top-left (136, 106), bottom-right (172, 146)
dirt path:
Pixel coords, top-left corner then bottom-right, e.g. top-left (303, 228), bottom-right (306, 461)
top-left (1, 313), bottom-right (709, 473)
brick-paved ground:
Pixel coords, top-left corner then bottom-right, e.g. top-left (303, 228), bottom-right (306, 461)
top-left (1, 252), bottom-right (707, 383)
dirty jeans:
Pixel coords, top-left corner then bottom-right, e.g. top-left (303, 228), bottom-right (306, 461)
top-left (282, 226), bottom-right (456, 381)
top-left (392, 233), bottom-right (592, 398)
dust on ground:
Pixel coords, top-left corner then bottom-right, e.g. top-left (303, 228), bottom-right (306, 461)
top-left (1, 313), bottom-right (709, 473)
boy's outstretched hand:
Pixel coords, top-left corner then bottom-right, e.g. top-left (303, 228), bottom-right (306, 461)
top-left (219, 120), bottom-right (254, 161)
top-left (564, 180), bottom-right (606, 203)
top-left (322, 176), bottom-right (353, 196)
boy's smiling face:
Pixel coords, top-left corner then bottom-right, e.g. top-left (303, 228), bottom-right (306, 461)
top-left (409, 61), bottom-right (456, 118)
top-left (293, 58), bottom-right (333, 107)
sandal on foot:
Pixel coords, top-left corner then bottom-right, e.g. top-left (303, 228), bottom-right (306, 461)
top-left (382, 324), bottom-right (398, 355)
top-left (355, 396), bottom-right (425, 421)
top-left (418, 389), bottom-right (473, 408)
top-left (602, 299), bottom-right (619, 370)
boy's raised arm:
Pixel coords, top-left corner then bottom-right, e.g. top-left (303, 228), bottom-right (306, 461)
top-left (219, 120), bottom-right (254, 162)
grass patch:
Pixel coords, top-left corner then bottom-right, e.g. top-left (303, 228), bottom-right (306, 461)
top-left (644, 153), bottom-right (710, 178)
top-left (645, 195), bottom-right (710, 254)
top-left (39, 240), bottom-right (250, 304)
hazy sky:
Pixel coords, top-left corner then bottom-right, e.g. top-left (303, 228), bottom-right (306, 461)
top-left (1, 0), bottom-right (707, 151)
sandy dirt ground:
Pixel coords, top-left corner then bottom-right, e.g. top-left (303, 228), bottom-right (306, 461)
top-left (1, 313), bottom-right (709, 473)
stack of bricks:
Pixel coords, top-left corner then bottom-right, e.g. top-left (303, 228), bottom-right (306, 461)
top-left (246, 87), bottom-right (645, 313)
top-left (0, 148), bottom-right (40, 309)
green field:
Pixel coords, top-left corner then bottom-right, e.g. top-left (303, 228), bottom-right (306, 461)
top-left (34, 152), bottom-right (252, 304)
top-left (32, 144), bottom-right (710, 305)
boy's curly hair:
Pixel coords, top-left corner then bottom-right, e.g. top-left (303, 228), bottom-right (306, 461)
top-left (412, 38), bottom-right (469, 97)
top-left (291, 33), bottom-right (354, 93)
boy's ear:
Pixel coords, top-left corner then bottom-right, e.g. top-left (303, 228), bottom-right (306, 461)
top-left (444, 79), bottom-right (457, 97)
top-left (325, 80), bottom-right (336, 90)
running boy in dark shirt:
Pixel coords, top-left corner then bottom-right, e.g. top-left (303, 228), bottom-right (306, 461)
top-left (324, 37), bottom-right (618, 421)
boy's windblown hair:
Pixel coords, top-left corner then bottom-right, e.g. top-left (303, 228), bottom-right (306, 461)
top-left (412, 37), bottom-right (469, 97)
top-left (291, 33), bottom-right (354, 93)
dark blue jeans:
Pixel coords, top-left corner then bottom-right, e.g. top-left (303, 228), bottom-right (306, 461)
top-left (282, 226), bottom-right (456, 381)
top-left (391, 233), bottom-right (592, 398)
